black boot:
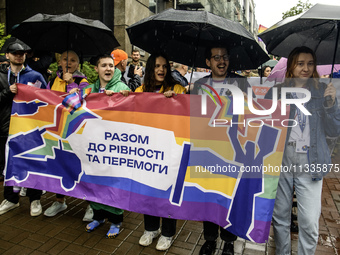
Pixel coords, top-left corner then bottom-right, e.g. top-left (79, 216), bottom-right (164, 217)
top-left (199, 240), bottom-right (216, 255)
top-left (222, 241), bottom-right (234, 255)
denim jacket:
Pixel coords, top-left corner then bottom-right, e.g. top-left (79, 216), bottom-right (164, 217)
top-left (265, 81), bottom-right (340, 180)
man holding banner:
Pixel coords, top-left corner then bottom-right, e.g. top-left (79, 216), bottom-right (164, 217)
top-left (0, 38), bottom-right (46, 216)
top-left (192, 45), bottom-right (249, 255)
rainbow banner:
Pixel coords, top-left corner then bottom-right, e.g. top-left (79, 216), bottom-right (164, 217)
top-left (258, 24), bottom-right (267, 34)
top-left (5, 84), bottom-right (288, 243)
top-left (258, 24), bottom-right (267, 42)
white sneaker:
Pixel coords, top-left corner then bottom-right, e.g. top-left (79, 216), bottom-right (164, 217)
top-left (44, 201), bottom-right (67, 217)
top-left (139, 229), bottom-right (161, 246)
top-left (82, 204), bottom-right (94, 222)
top-left (156, 235), bottom-right (173, 251)
top-left (19, 187), bottom-right (27, 197)
top-left (0, 199), bottom-right (19, 215)
top-left (30, 200), bottom-right (42, 216)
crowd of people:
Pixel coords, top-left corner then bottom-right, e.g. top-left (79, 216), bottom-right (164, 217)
top-left (1, 36), bottom-right (340, 255)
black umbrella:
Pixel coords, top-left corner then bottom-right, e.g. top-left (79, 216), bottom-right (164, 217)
top-left (126, 8), bottom-right (269, 70)
top-left (11, 13), bottom-right (120, 55)
top-left (259, 4), bottom-right (340, 70)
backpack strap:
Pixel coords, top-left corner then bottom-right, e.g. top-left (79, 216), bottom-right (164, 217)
top-left (49, 76), bottom-right (56, 89)
top-left (74, 77), bottom-right (83, 86)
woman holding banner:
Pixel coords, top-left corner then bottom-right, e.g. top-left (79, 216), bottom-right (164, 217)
top-left (44, 51), bottom-right (92, 219)
top-left (135, 52), bottom-right (186, 251)
top-left (265, 46), bottom-right (340, 254)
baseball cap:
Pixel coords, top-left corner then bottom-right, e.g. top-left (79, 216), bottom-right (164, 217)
top-left (111, 49), bottom-right (128, 66)
top-left (7, 42), bottom-right (27, 53)
top-left (1, 37), bottom-right (31, 54)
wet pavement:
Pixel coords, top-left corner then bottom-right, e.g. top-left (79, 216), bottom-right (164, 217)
top-left (0, 153), bottom-right (339, 255)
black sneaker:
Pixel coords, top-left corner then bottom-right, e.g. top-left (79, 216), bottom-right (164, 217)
top-left (199, 240), bottom-right (216, 255)
top-left (222, 241), bottom-right (234, 255)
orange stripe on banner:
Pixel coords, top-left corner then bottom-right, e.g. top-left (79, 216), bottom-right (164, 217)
top-left (94, 110), bottom-right (191, 139)
top-left (11, 102), bottom-right (55, 124)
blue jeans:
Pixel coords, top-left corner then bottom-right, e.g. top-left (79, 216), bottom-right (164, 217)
top-left (272, 144), bottom-right (322, 255)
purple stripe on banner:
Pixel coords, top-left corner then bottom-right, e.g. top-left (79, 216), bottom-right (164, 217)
top-left (249, 220), bottom-right (271, 243)
top-left (5, 174), bottom-right (270, 243)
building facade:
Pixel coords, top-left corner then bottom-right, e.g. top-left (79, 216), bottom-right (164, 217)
top-left (174, 0), bottom-right (258, 38)
top-left (1, 0), bottom-right (260, 59)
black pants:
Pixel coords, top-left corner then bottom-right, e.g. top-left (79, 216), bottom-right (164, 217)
top-left (93, 209), bottom-right (123, 224)
top-left (144, 214), bottom-right (176, 237)
top-left (0, 136), bottom-right (7, 177)
top-left (4, 185), bottom-right (42, 204)
top-left (56, 194), bottom-right (65, 199)
top-left (203, 221), bottom-right (237, 242)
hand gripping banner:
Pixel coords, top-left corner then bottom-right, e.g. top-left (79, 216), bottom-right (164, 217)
top-left (5, 84), bottom-right (288, 243)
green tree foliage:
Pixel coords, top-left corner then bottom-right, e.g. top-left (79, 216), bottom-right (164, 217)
top-left (282, 0), bottom-right (312, 19)
top-left (0, 23), bottom-right (11, 52)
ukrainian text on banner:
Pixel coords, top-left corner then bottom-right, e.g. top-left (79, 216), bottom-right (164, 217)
top-left (5, 84), bottom-right (288, 243)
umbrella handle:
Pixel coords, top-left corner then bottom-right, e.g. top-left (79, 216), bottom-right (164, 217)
top-left (325, 21), bottom-right (340, 104)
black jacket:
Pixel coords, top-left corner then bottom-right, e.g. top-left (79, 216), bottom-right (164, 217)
top-left (0, 64), bottom-right (15, 136)
top-left (121, 73), bottom-right (141, 92)
top-left (0, 63), bottom-right (46, 136)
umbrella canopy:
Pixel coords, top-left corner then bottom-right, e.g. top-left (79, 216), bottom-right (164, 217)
top-left (258, 59), bottom-right (278, 69)
top-left (259, 3), bottom-right (340, 65)
top-left (11, 13), bottom-right (120, 55)
top-left (126, 8), bottom-right (269, 70)
top-left (267, 57), bottom-right (340, 83)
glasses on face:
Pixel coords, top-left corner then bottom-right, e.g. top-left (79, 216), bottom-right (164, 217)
top-left (211, 54), bottom-right (229, 62)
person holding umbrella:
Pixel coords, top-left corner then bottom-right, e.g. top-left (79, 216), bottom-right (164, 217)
top-left (135, 52), bottom-right (186, 251)
top-left (44, 50), bottom-right (91, 218)
top-left (192, 45), bottom-right (250, 255)
top-left (44, 50), bottom-right (93, 221)
top-left (265, 46), bottom-right (340, 254)
top-left (46, 50), bottom-right (89, 93)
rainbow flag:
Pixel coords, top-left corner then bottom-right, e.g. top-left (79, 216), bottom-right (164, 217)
top-left (258, 24), bottom-right (267, 34)
top-left (258, 24), bottom-right (267, 42)
top-left (5, 84), bottom-right (288, 243)
top-left (80, 87), bottom-right (92, 99)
